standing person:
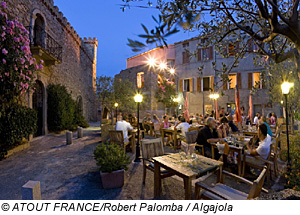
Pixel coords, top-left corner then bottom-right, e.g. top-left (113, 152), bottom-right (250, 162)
top-left (115, 115), bottom-right (133, 142)
top-left (196, 117), bottom-right (225, 158)
top-left (161, 115), bottom-right (171, 145)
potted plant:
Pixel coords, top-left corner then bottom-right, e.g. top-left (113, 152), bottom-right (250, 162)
top-left (93, 143), bottom-right (131, 189)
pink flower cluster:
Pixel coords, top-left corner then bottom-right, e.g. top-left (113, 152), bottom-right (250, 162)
top-left (0, 1), bottom-right (44, 95)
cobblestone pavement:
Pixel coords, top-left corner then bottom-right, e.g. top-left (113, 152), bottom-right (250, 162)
top-left (0, 122), bottom-right (288, 200)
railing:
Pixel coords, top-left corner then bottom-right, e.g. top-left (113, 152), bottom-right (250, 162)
top-left (26, 25), bottom-right (62, 61)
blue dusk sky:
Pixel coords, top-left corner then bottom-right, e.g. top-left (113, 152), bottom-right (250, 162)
top-left (53, 0), bottom-right (198, 77)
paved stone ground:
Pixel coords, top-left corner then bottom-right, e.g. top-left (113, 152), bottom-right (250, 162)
top-left (0, 122), bottom-right (288, 200)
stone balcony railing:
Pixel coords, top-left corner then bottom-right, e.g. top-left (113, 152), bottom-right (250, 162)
top-left (26, 26), bottom-right (62, 63)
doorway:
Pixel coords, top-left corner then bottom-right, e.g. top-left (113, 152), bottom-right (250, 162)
top-left (32, 80), bottom-right (44, 136)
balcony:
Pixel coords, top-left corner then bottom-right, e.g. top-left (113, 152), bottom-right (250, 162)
top-left (27, 26), bottom-right (62, 65)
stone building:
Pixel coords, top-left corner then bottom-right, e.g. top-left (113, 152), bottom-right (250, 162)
top-left (116, 45), bottom-right (176, 117)
top-left (5, 0), bottom-right (98, 136)
top-left (116, 36), bottom-right (281, 119)
top-left (175, 36), bottom-right (275, 118)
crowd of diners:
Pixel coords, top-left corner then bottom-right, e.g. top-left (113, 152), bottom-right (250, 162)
top-left (114, 108), bottom-right (276, 173)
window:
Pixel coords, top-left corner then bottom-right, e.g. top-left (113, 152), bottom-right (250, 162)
top-left (253, 72), bottom-right (261, 88)
top-left (203, 77), bottom-right (210, 91)
top-left (182, 51), bottom-right (190, 64)
top-left (167, 59), bottom-right (175, 68)
top-left (228, 74), bottom-right (237, 89)
top-left (198, 47), bottom-right (213, 61)
top-left (137, 72), bottom-right (144, 88)
top-left (183, 79), bottom-right (190, 92)
top-left (183, 42), bottom-right (189, 48)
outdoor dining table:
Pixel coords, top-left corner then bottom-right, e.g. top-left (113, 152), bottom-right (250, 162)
top-left (242, 130), bottom-right (257, 136)
top-left (210, 137), bottom-right (251, 176)
top-left (152, 153), bottom-right (223, 200)
top-left (161, 127), bottom-right (180, 149)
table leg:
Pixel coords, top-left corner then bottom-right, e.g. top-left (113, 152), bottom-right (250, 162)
top-left (217, 165), bottom-right (223, 183)
top-left (161, 130), bottom-right (165, 145)
top-left (173, 131), bottom-right (177, 150)
top-left (154, 161), bottom-right (161, 198)
top-left (237, 149), bottom-right (242, 176)
top-left (150, 125), bottom-right (153, 136)
top-left (183, 178), bottom-right (192, 200)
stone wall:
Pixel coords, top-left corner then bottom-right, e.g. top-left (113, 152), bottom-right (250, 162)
top-left (4, 0), bottom-right (98, 134)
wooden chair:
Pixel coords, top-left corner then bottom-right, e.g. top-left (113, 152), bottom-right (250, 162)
top-left (185, 130), bottom-right (204, 156)
top-left (141, 138), bottom-right (174, 184)
top-left (195, 166), bottom-right (268, 200)
top-left (109, 130), bottom-right (133, 152)
top-left (153, 123), bottom-right (162, 138)
top-left (242, 143), bottom-right (273, 187)
top-left (270, 132), bottom-right (281, 176)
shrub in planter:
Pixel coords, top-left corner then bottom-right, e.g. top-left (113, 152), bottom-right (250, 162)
top-left (93, 143), bottom-right (131, 189)
top-left (0, 104), bottom-right (37, 159)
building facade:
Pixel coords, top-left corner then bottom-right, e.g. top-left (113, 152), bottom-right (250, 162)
top-left (5, 0), bottom-right (98, 136)
top-left (116, 45), bottom-right (176, 117)
top-left (175, 37), bottom-right (280, 118)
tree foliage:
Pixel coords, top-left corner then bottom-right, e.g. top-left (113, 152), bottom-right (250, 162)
top-left (155, 75), bottom-right (177, 108)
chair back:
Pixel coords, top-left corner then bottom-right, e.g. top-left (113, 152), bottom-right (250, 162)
top-left (154, 123), bottom-right (161, 132)
top-left (273, 132), bottom-right (280, 154)
top-left (185, 131), bottom-right (198, 144)
top-left (109, 130), bottom-right (124, 144)
top-left (141, 138), bottom-right (164, 160)
top-left (188, 127), bottom-right (199, 132)
top-left (248, 166), bottom-right (268, 199)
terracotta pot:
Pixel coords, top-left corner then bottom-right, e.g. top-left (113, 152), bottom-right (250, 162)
top-left (100, 169), bottom-right (124, 189)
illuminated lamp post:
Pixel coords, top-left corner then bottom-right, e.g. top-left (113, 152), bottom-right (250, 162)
top-left (134, 93), bottom-right (143, 162)
top-left (281, 82), bottom-right (294, 168)
top-left (114, 103), bottom-right (118, 123)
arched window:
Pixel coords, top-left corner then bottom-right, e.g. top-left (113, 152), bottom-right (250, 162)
top-left (33, 14), bottom-right (45, 46)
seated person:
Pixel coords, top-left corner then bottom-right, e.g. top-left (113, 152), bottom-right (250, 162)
top-left (152, 114), bottom-right (160, 124)
top-left (227, 114), bottom-right (239, 132)
top-left (245, 123), bottom-right (272, 160)
top-left (270, 113), bottom-right (276, 126)
top-left (143, 113), bottom-right (152, 133)
top-left (161, 115), bottom-right (171, 145)
top-left (259, 116), bottom-right (272, 137)
top-left (175, 117), bottom-right (190, 137)
top-left (196, 117), bottom-right (224, 159)
top-left (115, 115), bottom-right (133, 142)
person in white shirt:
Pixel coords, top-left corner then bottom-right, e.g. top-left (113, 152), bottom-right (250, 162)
top-left (253, 112), bottom-right (260, 125)
top-left (115, 115), bottom-right (133, 142)
top-left (175, 117), bottom-right (190, 137)
top-left (246, 123), bottom-right (272, 160)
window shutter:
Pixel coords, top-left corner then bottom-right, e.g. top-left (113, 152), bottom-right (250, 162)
top-left (247, 40), bottom-right (253, 52)
top-left (248, 73), bottom-right (253, 90)
top-left (189, 78), bottom-right (193, 92)
top-left (197, 77), bottom-right (201, 92)
top-left (210, 76), bottom-right (214, 91)
top-left (237, 73), bottom-right (241, 89)
top-left (198, 49), bottom-right (202, 61)
top-left (236, 42), bottom-right (240, 52)
top-left (223, 75), bottom-right (228, 90)
top-left (179, 79), bottom-right (183, 92)
top-left (262, 72), bottom-right (266, 89)
top-left (209, 46), bottom-right (213, 60)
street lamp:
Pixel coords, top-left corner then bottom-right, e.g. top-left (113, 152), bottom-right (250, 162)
top-left (209, 93), bottom-right (220, 119)
top-left (114, 103), bottom-right (118, 123)
top-left (134, 93), bottom-right (143, 162)
top-left (281, 81), bottom-right (294, 168)
top-left (173, 97), bottom-right (180, 116)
